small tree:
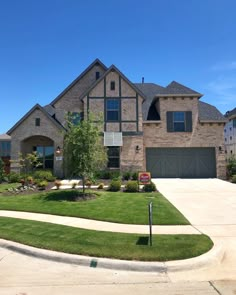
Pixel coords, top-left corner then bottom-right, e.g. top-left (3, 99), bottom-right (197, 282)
top-left (10, 152), bottom-right (42, 183)
top-left (64, 114), bottom-right (107, 194)
top-left (0, 158), bottom-right (5, 183)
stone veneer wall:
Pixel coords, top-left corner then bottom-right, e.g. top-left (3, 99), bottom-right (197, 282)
top-left (10, 108), bottom-right (64, 177)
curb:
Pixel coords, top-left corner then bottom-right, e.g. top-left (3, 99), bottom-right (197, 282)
top-left (0, 238), bottom-right (224, 273)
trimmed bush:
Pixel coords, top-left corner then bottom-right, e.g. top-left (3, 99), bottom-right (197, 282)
top-left (123, 171), bottom-right (131, 181)
top-left (33, 170), bottom-right (56, 181)
top-left (125, 180), bottom-right (139, 192)
top-left (232, 175), bottom-right (236, 183)
top-left (8, 172), bottom-right (21, 183)
top-left (37, 180), bottom-right (48, 190)
top-left (0, 159), bottom-right (4, 183)
top-left (132, 172), bottom-right (138, 180)
top-left (97, 183), bottom-right (104, 189)
top-left (54, 180), bottom-right (62, 189)
top-left (108, 180), bottom-right (121, 192)
top-left (142, 181), bottom-right (157, 192)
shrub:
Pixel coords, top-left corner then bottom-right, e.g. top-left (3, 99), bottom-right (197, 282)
top-left (108, 179), bottom-right (121, 192)
top-left (0, 158), bottom-right (5, 183)
top-left (54, 180), bottom-right (62, 189)
top-left (8, 172), bottom-right (21, 183)
top-left (37, 180), bottom-right (48, 190)
top-left (125, 180), bottom-right (139, 192)
top-left (85, 179), bottom-right (92, 188)
top-left (227, 156), bottom-right (236, 177)
top-left (71, 181), bottom-right (78, 189)
top-left (232, 175), bottom-right (236, 184)
top-left (97, 183), bottom-right (104, 189)
top-left (132, 172), bottom-right (138, 180)
top-left (34, 170), bottom-right (56, 181)
top-left (142, 181), bottom-right (157, 192)
top-left (123, 171), bottom-right (131, 181)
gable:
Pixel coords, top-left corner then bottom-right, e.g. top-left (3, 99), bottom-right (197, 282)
top-left (50, 59), bottom-right (107, 110)
top-left (7, 104), bottom-right (65, 136)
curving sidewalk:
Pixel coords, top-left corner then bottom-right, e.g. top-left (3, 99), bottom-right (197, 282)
top-left (0, 210), bottom-right (200, 234)
top-left (0, 209), bottom-right (224, 273)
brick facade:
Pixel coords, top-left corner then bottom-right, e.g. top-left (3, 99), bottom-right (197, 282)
top-left (7, 59), bottom-right (226, 179)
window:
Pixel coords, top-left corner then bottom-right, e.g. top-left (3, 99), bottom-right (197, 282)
top-left (0, 141), bottom-right (11, 157)
top-left (167, 111), bottom-right (192, 132)
top-left (110, 81), bottom-right (115, 90)
top-left (233, 119), bottom-right (236, 128)
top-left (96, 71), bottom-right (100, 80)
top-left (35, 118), bottom-right (40, 126)
top-left (107, 146), bottom-right (120, 168)
top-left (69, 112), bottom-right (83, 125)
top-left (33, 146), bottom-right (54, 169)
top-left (173, 112), bottom-right (185, 132)
top-left (106, 99), bottom-right (120, 121)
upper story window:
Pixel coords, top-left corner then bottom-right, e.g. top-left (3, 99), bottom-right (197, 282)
top-left (68, 112), bottom-right (83, 125)
top-left (167, 111), bottom-right (192, 132)
top-left (96, 71), bottom-right (100, 80)
top-left (110, 81), bottom-right (115, 90)
top-left (35, 118), bottom-right (40, 126)
top-left (106, 99), bottom-right (120, 121)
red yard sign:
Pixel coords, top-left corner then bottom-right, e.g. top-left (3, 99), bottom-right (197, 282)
top-left (138, 172), bottom-right (151, 185)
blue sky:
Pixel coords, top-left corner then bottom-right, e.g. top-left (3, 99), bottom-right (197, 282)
top-left (1, 0), bottom-right (236, 134)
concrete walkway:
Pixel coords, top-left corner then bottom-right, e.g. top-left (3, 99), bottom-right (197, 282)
top-left (0, 210), bottom-right (200, 234)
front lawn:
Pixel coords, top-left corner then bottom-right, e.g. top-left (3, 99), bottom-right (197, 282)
top-left (0, 217), bottom-right (212, 261)
top-left (0, 183), bottom-right (19, 193)
top-left (0, 190), bottom-right (189, 225)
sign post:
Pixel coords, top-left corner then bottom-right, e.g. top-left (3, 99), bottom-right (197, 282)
top-left (148, 202), bottom-right (153, 246)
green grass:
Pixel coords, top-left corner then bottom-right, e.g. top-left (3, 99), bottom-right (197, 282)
top-left (0, 190), bottom-right (189, 225)
top-left (0, 217), bottom-right (213, 261)
top-left (0, 183), bottom-right (19, 193)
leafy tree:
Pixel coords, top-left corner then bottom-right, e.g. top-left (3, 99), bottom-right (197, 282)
top-left (64, 114), bottom-right (107, 194)
top-left (0, 158), bottom-right (5, 183)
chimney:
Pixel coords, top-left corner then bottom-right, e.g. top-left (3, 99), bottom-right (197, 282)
top-left (142, 77), bottom-right (144, 84)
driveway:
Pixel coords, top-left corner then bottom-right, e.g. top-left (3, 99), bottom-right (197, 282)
top-left (152, 179), bottom-right (236, 232)
top-left (152, 178), bottom-right (236, 281)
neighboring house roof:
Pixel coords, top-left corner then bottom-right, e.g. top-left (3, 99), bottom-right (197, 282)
top-left (80, 64), bottom-right (146, 101)
top-left (198, 101), bottom-right (227, 122)
top-left (0, 134), bottom-right (11, 140)
top-left (225, 107), bottom-right (236, 119)
top-left (7, 104), bottom-right (66, 135)
top-left (50, 58), bottom-right (107, 106)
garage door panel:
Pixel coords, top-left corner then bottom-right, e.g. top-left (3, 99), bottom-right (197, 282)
top-left (146, 148), bottom-right (216, 178)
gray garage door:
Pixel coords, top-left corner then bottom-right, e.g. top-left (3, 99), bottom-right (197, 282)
top-left (146, 148), bottom-right (216, 178)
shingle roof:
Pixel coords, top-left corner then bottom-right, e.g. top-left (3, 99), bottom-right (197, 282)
top-left (165, 81), bottom-right (202, 96)
top-left (225, 107), bottom-right (236, 118)
top-left (134, 83), bottom-right (166, 120)
top-left (198, 101), bottom-right (226, 122)
top-left (135, 82), bottom-right (225, 122)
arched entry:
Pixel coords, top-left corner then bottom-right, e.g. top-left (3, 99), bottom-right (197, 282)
top-left (21, 136), bottom-right (54, 170)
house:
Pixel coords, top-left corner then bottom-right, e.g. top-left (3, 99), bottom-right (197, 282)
top-left (0, 133), bottom-right (11, 174)
top-left (7, 59), bottom-right (227, 179)
top-left (224, 108), bottom-right (236, 158)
